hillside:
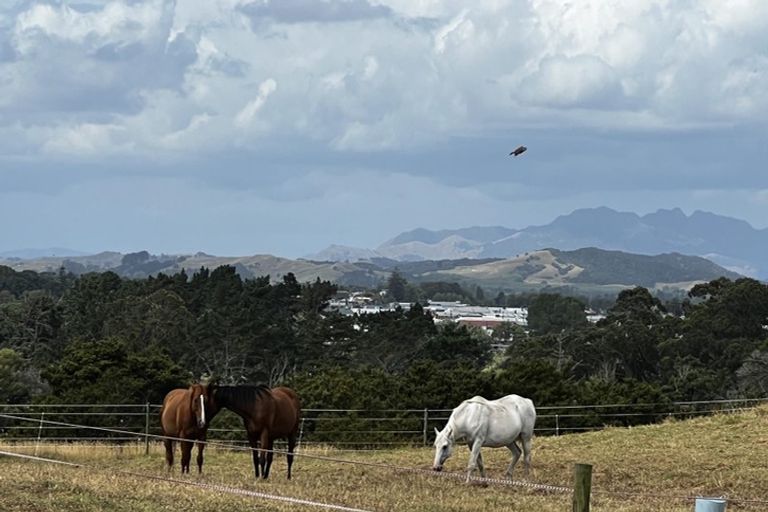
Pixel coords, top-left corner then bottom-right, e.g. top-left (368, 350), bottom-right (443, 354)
top-left (416, 248), bottom-right (741, 294)
top-left (0, 246), bottom-right (741, 297)
top-left (310, 207), bottom-right (768, 279)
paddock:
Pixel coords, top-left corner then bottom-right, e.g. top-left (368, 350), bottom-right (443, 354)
top-left (2, 404), bottom-right (768, 511)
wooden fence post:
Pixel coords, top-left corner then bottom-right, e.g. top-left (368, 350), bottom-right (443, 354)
top-left (572, 463), bottom-right (592, 512)
top-left (422, 409), bottom-right (428, 446)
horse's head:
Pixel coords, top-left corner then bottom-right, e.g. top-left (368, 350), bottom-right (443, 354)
top-left (432, 426), bottom-right (455, 472)
top-left (189, 383), bottom-right (212, 430)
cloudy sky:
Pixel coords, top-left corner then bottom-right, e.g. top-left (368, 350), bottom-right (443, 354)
top-left (1, 0), bottom-right (767, 257)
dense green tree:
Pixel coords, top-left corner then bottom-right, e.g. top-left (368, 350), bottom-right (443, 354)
top-left (349, 304), bottom-right (438, 372)
top-left (606, 287), bottom-right (667, 325)
top-left (0, 266), bottom-right (74, 298)
top-left (61, 272), bottom-right (123, 340)
top-left (527, 293), bottom-right (589, 334)
top-left (0, 291), bottom-right (63, 365)
top-left (658, 278), bottom-right (768, 398)
top-left (386, 270), bottom-right (408, 302)
top-left (418, 282), bottom-right (469, 302)
top-left (492, 359), bottom-right (575, 406)
top-left (3, 263), bottom-right (766, 422)
top-left (42, 337), bottom-right (188, 404)
top-left (475, 285), bottom-right (485, 303)
top-left (736, 349), bottom-right (768, 397)
top-left (686, 278), bottom-right (768, 340)
top-left (490, 322), bottom-right (526, 346)
top-left (0, 348), bottom-right (48, 403)
top-left (289, 365), bottom-right (398, 410)
top-left (401, 360), bottom-right (493, 409)
top-left (416, 322), bottom-right (492, 367)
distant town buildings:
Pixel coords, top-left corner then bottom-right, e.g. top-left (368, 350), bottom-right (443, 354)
top-left (328, 293), bottom-right (605, 334)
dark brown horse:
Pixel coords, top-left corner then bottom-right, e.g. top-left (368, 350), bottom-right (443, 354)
top-left (160, 383), bottom-right (218, 474)
top-left (211, 384), bottom-right (301, 479)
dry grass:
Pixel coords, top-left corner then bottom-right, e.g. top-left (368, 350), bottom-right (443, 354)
top-left (2, 407), bottom-right (768, 511)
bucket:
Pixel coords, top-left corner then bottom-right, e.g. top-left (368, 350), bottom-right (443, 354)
top-left (694, 497), bottom-right (727, 512)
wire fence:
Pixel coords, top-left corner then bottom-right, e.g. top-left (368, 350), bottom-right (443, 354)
top-left (3, 401), bottom-right (768, 511)
top-left (1, 398), bottom-right (764, 449)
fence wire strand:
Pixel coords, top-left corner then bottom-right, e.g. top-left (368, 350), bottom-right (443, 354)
top-left (4, 411), bottom-right (768, 508)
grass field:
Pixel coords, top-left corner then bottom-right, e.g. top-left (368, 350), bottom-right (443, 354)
top-left (2, 406), bottom-right (768, 511)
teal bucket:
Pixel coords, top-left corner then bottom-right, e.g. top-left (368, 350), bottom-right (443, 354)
top-left (694, 497), bottom-right (726, 512)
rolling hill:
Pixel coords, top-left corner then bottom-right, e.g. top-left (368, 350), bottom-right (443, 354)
top-left (309, 207), bottom-right (768, 279)
top-left (0, 246), bottom-right (741, 297)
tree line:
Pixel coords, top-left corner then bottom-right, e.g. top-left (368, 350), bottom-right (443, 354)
top-left (1, 264), bottom-right (767, 428)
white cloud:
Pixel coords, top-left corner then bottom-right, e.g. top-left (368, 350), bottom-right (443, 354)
top-left (234, 78), bottom-right (277, 128)
top-left (1, 0), bottom-right (767, 157)
top-left (40, 123), bottom-right (132, 155)
top-left (160, 113), bottom-right (213, 148)
top-left (433, 8), bottom-right (471, 54)
top-left (13, 1), bottom-right (166, 51)
top-left (519, 54), bottom-right (623, 108)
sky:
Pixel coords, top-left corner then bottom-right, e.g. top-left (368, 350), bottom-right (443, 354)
top-left (1, 0), bottom-right (767, 258)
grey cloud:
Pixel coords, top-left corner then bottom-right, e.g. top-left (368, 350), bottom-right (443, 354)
top-left (0, 4), bottom-right (20, 62)
top-left (239, 0), bottom-right (393, 25)
top-left (92, 42), bottom-right (145, 61)
top-left (0, 39), bottom-right (17, 62)
top-left (209, 55), bottom-right (249, 77)
top-left (68, 2), bottom-right (109, 13)
top-left (3, 28), bottom-right (197, 119)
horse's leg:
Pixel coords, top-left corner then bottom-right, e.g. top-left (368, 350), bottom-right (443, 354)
top-left (505, 440), bottom-right (522, 479)
top-left (263, 439), bottom-right (275, 480)
top-left (466, 439), bottom-right (483, 483)
top-left (259, 430), bottom-right (271, 479)
top-left (164, 439), bottom-right (174, 472)
top-left (286, 435), bottom-right (297, 480)
top-left (521, 434), bottom-right (533, 477)
top-left (476, 450), bottom-right (486, 478)
top-left (196, 435), bottom-right (206, 474)
top-left (180, 440), bottom-right (193, 474)
top-left (247, 430), bottom-right (261, 478)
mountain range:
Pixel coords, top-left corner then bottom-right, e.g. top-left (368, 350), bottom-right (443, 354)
top-left (0, 207), bottom-right (760, 296)
top-left (307, 207), bottom-right (768, 279)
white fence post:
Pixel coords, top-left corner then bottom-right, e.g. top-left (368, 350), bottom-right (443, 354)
top-left (34, 411), bottom-right (45, 456)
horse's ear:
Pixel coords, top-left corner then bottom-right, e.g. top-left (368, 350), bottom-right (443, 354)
top-left (434, 427), bottom-right (440, 436)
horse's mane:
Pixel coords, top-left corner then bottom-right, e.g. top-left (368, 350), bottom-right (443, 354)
top-left (213, 384), bottom-right (271, 408)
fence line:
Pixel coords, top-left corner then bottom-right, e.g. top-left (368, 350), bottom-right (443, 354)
top-left (1, 398), bottom-right (765, 447)
top-left (3, 413), bottom-right (768, 510)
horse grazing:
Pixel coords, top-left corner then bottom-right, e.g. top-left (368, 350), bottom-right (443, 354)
top-left (433, 394), bottom-right (536, 482)
top-left (160, 383), bottom-right (218, 474)
top-left (212, 384), bottom-right (301, 479)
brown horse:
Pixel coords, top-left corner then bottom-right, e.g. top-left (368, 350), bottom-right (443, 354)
top-left (211, 384), bottom-right (301, 479)
top-left (160, 383), bottom-right (218, 474)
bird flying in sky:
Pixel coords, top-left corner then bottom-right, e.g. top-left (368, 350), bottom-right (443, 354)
top-left (510, 145), bottom-right (527, 157)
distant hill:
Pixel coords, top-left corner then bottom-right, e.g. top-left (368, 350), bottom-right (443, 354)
top-left (311, 207), bottom-right (768, 279)
top-left (0, 246), bottom-right (742, 297)
top-left (412, 248), bottom-right (741, 295)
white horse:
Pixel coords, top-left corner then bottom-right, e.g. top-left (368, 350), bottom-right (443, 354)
top-left (432, 394), bottom-right (536, 482)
